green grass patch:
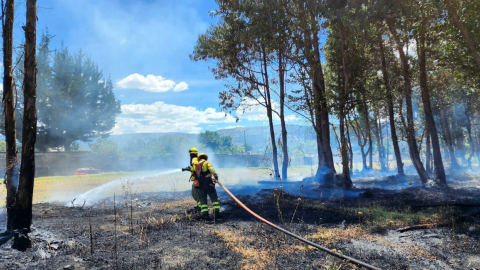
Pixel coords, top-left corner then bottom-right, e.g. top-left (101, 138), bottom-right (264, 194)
top-left (35, 171), bottom-right (141, 183)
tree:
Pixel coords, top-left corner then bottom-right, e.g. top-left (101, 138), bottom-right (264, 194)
top-left (378, 35), bottom-right (404, 175)
top-left (416, 0), bottom-right (446, 184)
top-left (444, 0), bottom-right (480, 70)
top-left (13, 0), bottom-right (36, 250)
top-left (89, 138), bottom-right (121, 156)
top-left (24, 33), bottom-right (121, 151)
top-left (2, 0), bottom-right (19, 232)
top-left (192, 1), bottom-right (285, 180)
top-left (386, 14), bottom-right (430, 184)
top-left (199, 130), bottom-right (239, 154)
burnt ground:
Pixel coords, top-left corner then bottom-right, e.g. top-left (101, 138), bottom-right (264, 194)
top-left (0, 175), bottom-right (480, 270)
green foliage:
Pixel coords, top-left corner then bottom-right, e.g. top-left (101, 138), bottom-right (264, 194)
top-left (121, 135), bottom-right (197, 158)
top-left (0, 141), bottom-right (6, 152)
top-left (89, 138), bottom-right (121, 156)
top-left (199, 130), bottom-right (244, 154)
top-left (34, 30), bottom-right (121, 151)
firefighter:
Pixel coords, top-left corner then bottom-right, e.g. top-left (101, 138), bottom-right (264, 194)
top-left (191, 153), bottom-right (221, 219)
top-left (187, 148), bottom-right (201, 211)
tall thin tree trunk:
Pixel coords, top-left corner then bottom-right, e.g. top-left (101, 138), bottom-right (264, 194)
top-left (339, 35), bottom-right (352, 188)
top-left (278, 51), bottom-right (289, 181)
top-left (3, 0), bottom-right (18, 232)
top-left (437, 87), bottom-right (460, 170)
top-left (418, 24), bottom-right (446, 185)
top-left (363, 102), bottom-right (373, 169)
top-left (15, 0), bottom-right (37, 237)
top-left (262, 47), bottom-right (280, 180)
top-left (374, 113), bottom-right (386, 171)
top-left (379, 117), bottom-right (386, 170)
top-left (346, 116), bottom-right (353, 173)
top-left (466, 113), bottom-right (474, 168)
top-left (379, 38), bottom-right (404, 175)
top-left (313, 29), bottom-right (336, 181)
top-left (387, 20), bottom-right (429, 184)
top-left (425, 125), bottom-right (432, 174)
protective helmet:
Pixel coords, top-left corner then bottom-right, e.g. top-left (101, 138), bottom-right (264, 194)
top-left (198, 153), bottom-right (209, 160)
top-left (189, 148), bottom-right (198, 154)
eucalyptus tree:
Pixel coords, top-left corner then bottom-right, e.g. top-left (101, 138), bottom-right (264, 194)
top-left (414, 0), bottom-right (447, 184)
top-left (382, 1), bottom-right (430, 184)
top-left (192, 0), bottom-right (292, 180)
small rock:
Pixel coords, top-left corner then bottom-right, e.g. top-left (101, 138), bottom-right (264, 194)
top-left (50, 244), bottom-right (59, 250)
top-left (64, 265), bottom-right (74, 270)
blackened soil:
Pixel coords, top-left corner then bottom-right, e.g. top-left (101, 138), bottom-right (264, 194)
top-left (0, 186), bottom-right (479, 270)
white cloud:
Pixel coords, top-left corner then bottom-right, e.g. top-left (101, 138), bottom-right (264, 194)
top-left (116, 73), bottom-right (189, 93)
top-left (119, 38), bottom-right (127, 44)
top-left (0, 83), bottom-right (3, 92)
top-left (173, 81), bottom-right (189, 92)
top-left (112, 102), bottom-right (236, 134)
top-left (236, 98), bottom-right (300, 122)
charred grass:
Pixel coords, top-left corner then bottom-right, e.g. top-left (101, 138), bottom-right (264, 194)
top-left (0, 186), bottom-right (479, 269)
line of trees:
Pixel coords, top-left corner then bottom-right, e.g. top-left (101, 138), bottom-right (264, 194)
top-left (192, 0), bottom-right (480, 188)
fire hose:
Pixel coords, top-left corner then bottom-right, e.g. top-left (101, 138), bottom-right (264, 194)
top-left (215, 180), bottom-right (382, 270)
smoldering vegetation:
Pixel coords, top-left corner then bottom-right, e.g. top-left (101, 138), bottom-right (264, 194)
top-left (0, 176), bottom-right (479, 270)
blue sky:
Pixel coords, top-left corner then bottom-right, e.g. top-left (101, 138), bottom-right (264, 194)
top-left (10, 0), bottom-right (304, 134)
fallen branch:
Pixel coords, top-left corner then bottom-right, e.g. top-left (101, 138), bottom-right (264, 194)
top-left (397, 223), bottom-right (446, 233)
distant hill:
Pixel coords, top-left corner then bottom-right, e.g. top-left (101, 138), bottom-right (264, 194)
top-left (78, 124), bottom-right (337, 154)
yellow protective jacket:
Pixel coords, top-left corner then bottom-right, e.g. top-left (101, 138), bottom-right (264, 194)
top-left (189, 157), bottom-right (198, 181)
top-left (191, 158), bottom-right (218, 179)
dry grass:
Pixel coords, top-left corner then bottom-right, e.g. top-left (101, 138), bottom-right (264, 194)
top-left (214, 230), bottom-right (272, 270)
top-left (0, 172), bottom-right (141, 206)
top-left (308, 226), bottom-right (374, 245)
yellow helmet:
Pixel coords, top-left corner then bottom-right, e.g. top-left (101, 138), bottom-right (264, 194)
top-left (189, 148), bottom-right (198, 154)
top-left (198, 153), bottom-right (208, 160)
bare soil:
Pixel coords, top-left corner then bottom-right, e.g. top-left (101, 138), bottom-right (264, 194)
top-left (0, 175), bottom-right (479, 270)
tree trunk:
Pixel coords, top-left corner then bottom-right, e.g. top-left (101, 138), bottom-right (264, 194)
top-left (444, 0), bottom-right (480, 70)
top-left (313, 30), bottom-right (336, 180)
top-left (363, 102), bottom-right (373, 169)
top-left (466, 112), bottom-right (474, 168)
top-left (339, 109), bottom-right (352, 187)
top-left (374, 113), bottom-right (387, 171)
top-left (437, 87), bottom-right (460, 170)
top-left (3, 0), bottom-right (19, 232)
top-left (339, 36), bottom-right (352, 188)
top-left (278, 51), bottom-right (289, 181)
top-left (262, 47), bottom-right (280, 180)
top-left (346, 117), bottom-right (353, 173)
top-left (351, 116), bottom-right (368, 170)
top-left (379, 38), bottom-right (404, 175)
top-left (418, 25), bottom-right (446, 185)
top-left (425, 126), bottom-right (432, 175)
top-left (15, 0), bottom-right (37, 236)
top-left (387, 20), bottom-right (429, 184)
top-left (304, 27), bottom-right (335, 185)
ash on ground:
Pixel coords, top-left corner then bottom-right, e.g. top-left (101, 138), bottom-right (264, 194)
top-left (0, 176), bottom-right (479, 270)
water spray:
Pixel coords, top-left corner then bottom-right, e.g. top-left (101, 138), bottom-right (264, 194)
top-left (216, 180), bottom-right (382, 270)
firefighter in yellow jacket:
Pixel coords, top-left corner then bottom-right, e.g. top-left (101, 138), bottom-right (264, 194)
top-left (187, 148), bottom-right (201, 211)
top-left (191, 153), bottom-right (221, 219)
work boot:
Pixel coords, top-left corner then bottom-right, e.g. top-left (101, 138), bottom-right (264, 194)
top-left (213, 210), bottom-right (223, 219)
top-left (202, 212), bottom-right (210, 220)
